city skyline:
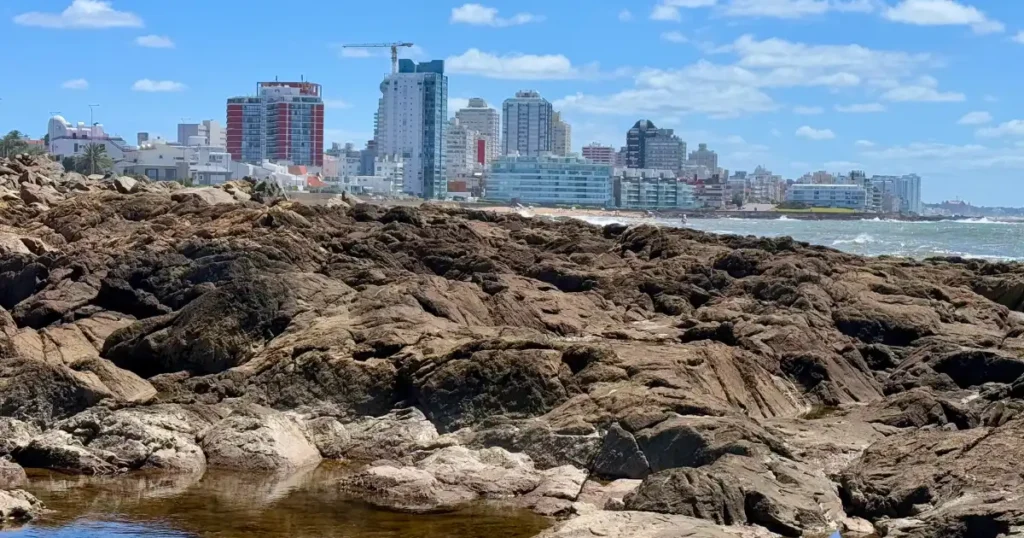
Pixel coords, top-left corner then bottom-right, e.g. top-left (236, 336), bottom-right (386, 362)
top-left (2, 0), bottom-right (1023, 204)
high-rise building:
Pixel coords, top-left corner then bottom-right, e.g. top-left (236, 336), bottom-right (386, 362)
top-left (376, 59), bottom-right (448, 199)
top-left (552, 112), bottom-right (572, 156)
top-left (688, 143), bottom-right (718, 172)
top-left (226, 81), bottom-right (324, 167)
top-left (615, 146), bottom-right (628, 168)
top-left (446, 118), bottom-right (482, 179)
top-left (455, 98), bottom-right (500, 165)
top-left (582, 143), bottom-right (616, 165)
top-left (178, 120), bottom-right (225, 149)
top-left (502, 90), bottom-right (552, 157)
top-left (626, 120), bottom-right (685, 171)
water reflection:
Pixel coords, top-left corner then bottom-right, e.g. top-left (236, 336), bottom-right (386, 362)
top-left (11, 464), bottom-right (551, 538)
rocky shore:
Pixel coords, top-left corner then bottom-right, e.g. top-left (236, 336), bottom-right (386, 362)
top-left (2, 153), bottom-right (1024, 536)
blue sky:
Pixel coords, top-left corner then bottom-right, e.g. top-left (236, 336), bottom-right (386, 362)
top-left (1, 0), bottom-right (1023, 205)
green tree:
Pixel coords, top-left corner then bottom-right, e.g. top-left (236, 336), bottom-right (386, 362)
top-left (731, 193), bottom-right (744, 208)
top-left (0, 130), bottom-right (26, 158)
top-left (61, 156), bottom-right (77, 172)
top-left (76, 143), bottom-right (113, 175)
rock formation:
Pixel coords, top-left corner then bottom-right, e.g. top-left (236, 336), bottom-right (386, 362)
top-left (3, 153), bottom-right (1024, 536)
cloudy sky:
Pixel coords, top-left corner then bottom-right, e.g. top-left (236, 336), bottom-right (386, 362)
top-left (2, 0), bottom-right (1023, 205)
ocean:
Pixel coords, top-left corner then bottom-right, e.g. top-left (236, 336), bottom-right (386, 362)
top-left (572, 215), bottom-right (1024, 261)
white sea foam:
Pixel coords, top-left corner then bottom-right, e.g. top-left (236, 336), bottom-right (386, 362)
top-left (833, 233), bottom-right (878, 245)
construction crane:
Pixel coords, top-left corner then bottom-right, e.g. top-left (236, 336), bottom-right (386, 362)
top-left (342, 42), bottom-right (414, 75)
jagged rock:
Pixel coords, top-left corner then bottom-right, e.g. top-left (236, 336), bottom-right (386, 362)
top-left (0, 489), bottom-right (43, 526)
top-left (200, 405), bottom-right (321, 472)
top-left (535, 509), bottom-right (782, 538)
top-left (0, 460), bottom-right (26, 489)
top-left (624, 454), bottom-right (843, 537)
top-left (113, 176), bottom-right (137, 194)
top-left (342, 464), bottom-right (476, 513)
top-left (593, 423), bottom-right (651, 479)
top-left (0, 419), bottom-right (39, 457)
top-left (14, 430), bottom-right (124, 475)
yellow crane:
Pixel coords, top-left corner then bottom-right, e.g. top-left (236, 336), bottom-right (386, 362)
top-left (342, 42), bottom-right (414, 75)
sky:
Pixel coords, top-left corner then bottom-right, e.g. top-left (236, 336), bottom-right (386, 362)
top-left (1, 0), bottom-right (1023, 206)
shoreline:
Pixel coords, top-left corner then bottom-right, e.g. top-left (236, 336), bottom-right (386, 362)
top-left (468, 204), bottom-right (998, 222)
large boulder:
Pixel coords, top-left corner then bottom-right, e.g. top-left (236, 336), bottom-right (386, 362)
top-left (14, 430), bottom-right (124, 475)
top-left (633, 415), bottom-right (791, 473)
top-left (624, 454), bottom-right (843, 537)
top-left (200, 405), bottom-right (321, 472)
top-left (103, 278), bottom-right (296, 377)
top-left (534, 509), bottom-right (781, 538)
top-left (55, 405), bottom-right (209, 474)
top-left (0, 460), bottom-right (26, 489)
top-left (0, 489), bottom-right (44, 527)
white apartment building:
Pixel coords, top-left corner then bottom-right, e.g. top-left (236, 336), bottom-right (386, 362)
top-left (116, 139), bottom-right (232, 185)
top-left (374, 154), bottom-right (406, 193)
top-left (375, 59), bottom-right (447, 199)
top-left (177, 120), bottom-right (226, 150)
top-left (47, 115), bottom-right (131, 163)
top-left (502, 90), bottom-right (552, 157)
top-left (445, 118), bottom-right (482, 179)
top-left (552, 112), bottom-right (572, 156)
top-left (455, 98), bottom-right (500, 165)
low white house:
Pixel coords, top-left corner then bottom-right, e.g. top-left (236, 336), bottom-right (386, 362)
top-left (47, 115), bottom-right (131, 162)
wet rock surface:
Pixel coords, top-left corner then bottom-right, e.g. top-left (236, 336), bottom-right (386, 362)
top-left (2, 154), bottom-right (1024, 536)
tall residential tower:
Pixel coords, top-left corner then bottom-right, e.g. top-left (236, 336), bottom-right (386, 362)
top-left (455, 98), bottom-right (500, 166)
top-left (226, 81), bottom-right (324, 167)
top-left (376, 59), bottom-right (448, 199)
top-left (502, 90), bottom-right (552, 157)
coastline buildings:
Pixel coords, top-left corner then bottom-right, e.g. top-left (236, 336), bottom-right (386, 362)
top-left (47, 115), bottom-right (131, 162)
top-left (626, 120), bottom-right (685, 171)
top-left (226, 81), bottom-right (324, 167)
top-left (455, 98), bottom-right (500, 166)
top-left (376, 59), bottom-right (448, 199)
top-left (687, 143), bottom-right (718, 172)
top-left (177, 120), bottom-right (225, 149)
top-left (613, 168), bottom-right (695, 210)
top-left (445, 118), bottom-right (483, 179)
top-left (582, 143), bottom-right (616, 165)
top-left (488, 154), bottom-right (611, 206)
top-left (786, 184), bottom-right (868, 211)
top-left (502, 91), bottom-right (552, 157)
top-left (551, 112), bottom-right (572, 156)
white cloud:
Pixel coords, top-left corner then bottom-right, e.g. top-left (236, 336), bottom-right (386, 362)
top-left (1014, 31), bottom-right (1024, 44)
top-left (651, 0), bottom-right (717, 21)
top-left (661, 31), bottom-right (688, 43)
top-left (976, 120), bottom-right (1024, 138)
top-left (824, 160), bottom-right (863, 169)
top-left (771, 129), bottom-right (782, 137)
top-left (855, 139), bottom-right (876, 147)
top-left (14, 0), bottom-right (142, 29)
top-left (957, 111), bottom-right (992, 125)
top-left (324, 99), bottom-right (351, 110)
top-left (61, 78), bottom-right (89, 90)
top-left (793, 106), bottom-right (824, 114)
top-left (881, 85), bottom-right (964, 102)
top-left (835, 102), bottom-right (886, 112)
top-left (723, 0), bottom-right (876, 19)
top-left (728, 35), bottom-right (936, 89)
top-left (796, 126), bottom-right (836, 140)
top-left (618, 9), bottom-right (633, 21)
top-left (984, 94), bottom-right (998, 102)
top-left (450, 3), bottom-right (542, 27)
top-left (860, 142), bottom-right (1024, 170)
top-left (883, 0), bottom-right (1004, 34)
top-left (135, 35), bottom-right (174, 48)
top-left (446, 49), bottom-right (594, 80)
top-left (131, 79), bottom-right (186, 92)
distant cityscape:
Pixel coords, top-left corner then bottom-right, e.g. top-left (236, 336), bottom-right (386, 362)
top-left (21, 57), bottom-right (924, 215)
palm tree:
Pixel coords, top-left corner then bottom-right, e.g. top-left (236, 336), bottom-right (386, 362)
top-left (76, 143), bottom-right (113, 175)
